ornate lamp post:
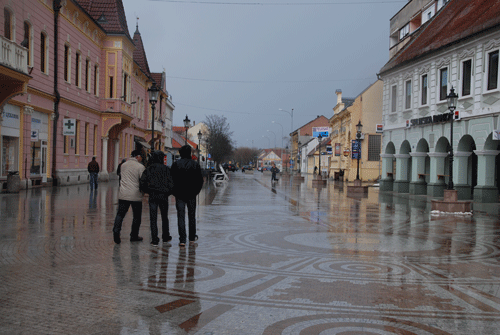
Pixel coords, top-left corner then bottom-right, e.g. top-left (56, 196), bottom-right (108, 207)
top-left (183, 115), bottom-right (190, 145)
top-left (446, 87), bottom-right (458, 190)
top-left (147, 83), bottom-right (160, 150)
top-left (197, 130), bottom-right (202, 164)
top-left (355, 120), bottom-right (363, 181)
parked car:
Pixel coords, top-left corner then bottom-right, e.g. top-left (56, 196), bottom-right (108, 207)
top-left (222, 163), bottom-right (237, 172)
top-left (241, 165), bottom-right (253, 172)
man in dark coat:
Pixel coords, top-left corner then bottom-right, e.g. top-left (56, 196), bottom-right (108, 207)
top-left (87, 157), bottom-right (100, 190)
top-left (139, 151), bottom-right (174, 246)
top-left (171, 145), bottom-right (204, 247)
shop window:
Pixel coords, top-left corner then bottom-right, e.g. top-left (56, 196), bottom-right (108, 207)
top-left (85, 123), bottom-right (89, 155)
top-left (2, 136), bottom-right (18, 176)
top-left (74, 120), bottom-right (80, 155)
top-left (30, 141), bottom-right (41, 174)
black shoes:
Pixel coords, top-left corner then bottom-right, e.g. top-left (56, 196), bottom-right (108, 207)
top-left (113, 233), bottom-right (121, 244)
top-left (189, 235), bottom-right (199, 245)
top-left (151, 238), bottom-right (159, 246)
top-left (163, 235), bottom-right (172, 243)
top-left (130, 236), bottom-right (143, 242)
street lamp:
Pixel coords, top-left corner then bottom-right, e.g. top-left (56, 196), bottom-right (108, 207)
top-left (147, 83), bottom-right (160, 150)
top-left (298, 141), bottom-right (301, 174)
top-left (272, 121), bottom-right (284, 168)
top-left (279, 108), bottom-right (294, 171)
top-left (318, 134), bottom-right (323, 178)
top-left (183, 115), bottom-right (190, 145)
top-left (197, 130), bottom-right (202, 164)
top-left (267, 130), bottom-right (277, 149)
top-left (446, 86), bottom-right (458, 190)
top-left (356, 120), bottom-right (363, 181)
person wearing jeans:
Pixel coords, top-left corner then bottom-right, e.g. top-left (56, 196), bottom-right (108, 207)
top-left (87, 157), bottom-right (100, 190)
top-left (139, 151), bottom-right (174, 246)
top-left (171, 145), bottom-right (204, 247)
top-left (112, 150), bottom-right (146, 244)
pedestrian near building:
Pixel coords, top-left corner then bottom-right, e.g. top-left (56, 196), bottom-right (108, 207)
top-left (112, 150), bottom-right (146, 244)
top-left (139, 151), bottom-right (174, 246)
top-left (171, 145), bottom-right (204, 247)
top-left (87, 157), bottom-right (100, 190)
top-left (271, 162), bottom-right (279, 183)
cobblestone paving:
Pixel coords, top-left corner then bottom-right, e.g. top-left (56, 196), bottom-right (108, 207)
top-left (1, 172), bottom-right (500, 334)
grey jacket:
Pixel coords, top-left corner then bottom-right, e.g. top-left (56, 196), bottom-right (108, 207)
top-left (118, 157), bottom-right (145, 202)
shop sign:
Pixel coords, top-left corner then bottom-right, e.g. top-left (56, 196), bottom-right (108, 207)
top-left (376, 124), bottom-right (383, 133)
top-left (63, 118), bottom-right (76, 136)
top-left (31, 130), bottom-right (39, 141)
top-left (351, 140), bottom-right (361, 160)
top-left (493, 130), bottom-right (500, 140)
top-left (409, 113), bottom-right (453, 127)
top-left (335, 143), bottom-right (341, 156)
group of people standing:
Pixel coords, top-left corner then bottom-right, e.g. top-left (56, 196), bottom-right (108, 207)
top-left (88, 145), bottom-right (203, 247)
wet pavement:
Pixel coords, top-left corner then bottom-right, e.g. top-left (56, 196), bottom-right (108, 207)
top-left (1, 171), bottom-right (500, 334)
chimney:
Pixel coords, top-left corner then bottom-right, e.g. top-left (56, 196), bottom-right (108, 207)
top-left (335, 89), bottom-right (342, 105)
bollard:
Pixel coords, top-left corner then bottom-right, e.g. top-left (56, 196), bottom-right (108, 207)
top-left (6, 171), bottom-right (20, 193)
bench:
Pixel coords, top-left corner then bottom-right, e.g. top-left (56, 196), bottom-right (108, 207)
top-left (437, 174), bottom-right (449, 180)
top-left (418, 173), bottom-right (429, 179)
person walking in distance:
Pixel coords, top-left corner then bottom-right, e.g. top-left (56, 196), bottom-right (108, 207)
top-left (112, 150), bottom-right (146, 244)
top-left (87, 157), bottom-right (100, 190)
top-left (171, 145), bottom-right (204, 247)
top-left (271, 162), bottom-right (279, 183)
top-left (139, 151), bottom-right (174, 246)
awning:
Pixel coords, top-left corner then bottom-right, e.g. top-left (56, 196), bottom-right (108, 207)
top-left (136, 140), bottom-right (151, 149)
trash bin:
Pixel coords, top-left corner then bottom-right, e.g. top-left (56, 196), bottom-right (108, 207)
top-left (7, 171), bottom-right (20, 193)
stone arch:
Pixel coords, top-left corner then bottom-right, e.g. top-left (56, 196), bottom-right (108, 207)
top-left (435, 136), bottom-right (449, 153)
top-left (385, 141), bottom-right (396, 154)
top-left (400, 140), bottom-right (411, 154)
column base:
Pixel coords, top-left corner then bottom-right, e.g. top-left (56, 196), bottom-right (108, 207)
top-left (393, 180), bottom-right (410, 193)
top-left (409, 180), bottom-right (427, 195)
top-left (473, 186), bottom-right (499, 203)
top-left (427, 182), bottom-right (446, 197)
top-left (379, 178), bottom-right (393, 191)
top-left (454, 184), bottom-right (473, 200)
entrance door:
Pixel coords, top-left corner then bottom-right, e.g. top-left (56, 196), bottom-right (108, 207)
top-left (41, 141), bottom-right (47, 183)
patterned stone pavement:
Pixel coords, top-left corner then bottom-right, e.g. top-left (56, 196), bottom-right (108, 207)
top-left (1, 171), bottom-right (500, 334)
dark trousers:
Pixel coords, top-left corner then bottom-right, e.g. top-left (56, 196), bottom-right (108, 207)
top-left (113, 200), bottom-right (142, 238)
top-left (175, 197), bottom-right (197, 243)
top-left (89, 172), bottom-right (98, 189)
top-left (149, 196), bottom-right (170, 242)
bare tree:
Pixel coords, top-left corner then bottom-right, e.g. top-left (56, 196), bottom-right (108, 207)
top-left (204, 114), bottom-right (233, 167)
top-left (232, 147), bottom-right (261, 167)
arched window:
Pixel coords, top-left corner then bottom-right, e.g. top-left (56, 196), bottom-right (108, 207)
top-left (23, 21), bottom-right (32, 66)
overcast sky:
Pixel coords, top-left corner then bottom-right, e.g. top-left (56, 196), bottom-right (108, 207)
top-left (122, 0), bottom-right (406, 149)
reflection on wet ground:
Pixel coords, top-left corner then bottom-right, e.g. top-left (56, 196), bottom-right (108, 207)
top-left (1, 172), bottom-right (500, 334)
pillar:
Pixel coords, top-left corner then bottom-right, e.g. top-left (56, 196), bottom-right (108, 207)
top-left (427, 152), bottom-right (447, 197)
top-left (114, 139), bottom-right (119, 173)
top-left (393, 154), bottom-right (410, 193)
top-left (379, 153), bottom-right (394, 191)
top-left (473, 150), bottom-right (499, 203)
top-left (454, 151), bottom-right (472, 200)
top-left (409, 152), bottom-right (427, 195)
top-left (101, 136), bottom-right (109, 181)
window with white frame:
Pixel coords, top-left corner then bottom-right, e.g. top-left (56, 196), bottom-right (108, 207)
top-left (487, 50), bottom-right (499, 91)
top-left (94, 64), bottom-right (99, 96)
top-left (439, 67), bottom-right (448, 101)
top-left (40, 32), bottom-right (48, 74)
top-left (85, 58), bottom-right (91, 92)
top-left (391, 85), bottom-right (397, 113)
top-left (421, 74), bottom-right (428, 105)
top-left (64, 44), bottom-right (71, 82)
top-left (405, 80), bottom-right (412, 109)
top-left (4, 8), bottom-right (13, 40)
top-left (399, 24), bottom-right (409, 40)
top-left (75, 52), bottom-right (81, 87)
top-left (461, 59), bottom-right (472, 97)
top-left (23, 21), bottom-right (33, 67)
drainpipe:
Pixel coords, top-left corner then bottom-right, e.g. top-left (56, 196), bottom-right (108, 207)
top-left (52, 0), bottom-right (62, 186)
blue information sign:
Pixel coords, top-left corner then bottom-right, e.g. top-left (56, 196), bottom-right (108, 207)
top-left (351, 140), bottom-right (361, 160)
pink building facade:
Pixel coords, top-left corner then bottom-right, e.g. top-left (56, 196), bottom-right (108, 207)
top-left (0, 0), bottom-right (174, 189)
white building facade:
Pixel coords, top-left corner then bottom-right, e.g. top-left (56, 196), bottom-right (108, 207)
top-left (379, 0), bottom-right (500, 203)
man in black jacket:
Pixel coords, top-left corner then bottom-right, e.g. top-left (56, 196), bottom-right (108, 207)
top-left (140, 151), bottom-right (174, 246)
top-left (171, 145), bottom-right (204, 247)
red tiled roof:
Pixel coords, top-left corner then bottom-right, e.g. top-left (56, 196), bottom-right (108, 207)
top-left (76, 0), bottom-right (131, 39)
top-left (380, 0), bottom-right (500, 75)
top-left (151, 73), bottom-right (163, 87)
top-left (133, 29), bottom-right (152, 78)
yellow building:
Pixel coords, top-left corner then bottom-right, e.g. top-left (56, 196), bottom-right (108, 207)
top-left (329, 81), bottom-right (383, 182)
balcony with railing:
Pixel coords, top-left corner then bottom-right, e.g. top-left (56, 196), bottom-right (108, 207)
top-left (1, 36), bottom-right (28, 75)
